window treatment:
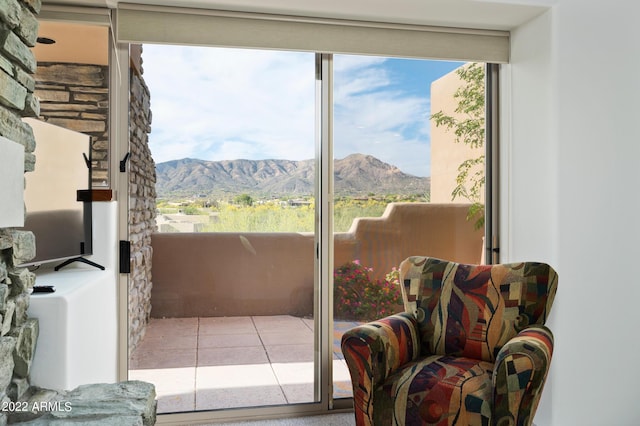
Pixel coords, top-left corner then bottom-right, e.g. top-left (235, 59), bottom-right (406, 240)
top-left (116, 4), bottom-right (509, 63)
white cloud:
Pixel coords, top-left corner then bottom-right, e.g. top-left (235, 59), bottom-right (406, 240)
top-left (334, 57), bottom-right (431, 176)
top-left (333, 54), bottom-right (386, 73)
top-left (142, 46), bottom-right (432, 176)
top-left (144, 45), bottom-right (316, 163)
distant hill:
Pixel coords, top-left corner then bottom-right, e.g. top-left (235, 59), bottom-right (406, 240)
top-left (155, 154), bottom-right (430, 198)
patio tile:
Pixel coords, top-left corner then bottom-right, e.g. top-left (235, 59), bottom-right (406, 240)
top-left (130, 347), bottom-right (197, 369)
top-left (196, 385), bottom-right (287, 410)
top-left (333, 321), bottom-right (361, 360)
top-left (197, 363), bottom-right (280, 388)
top-left (156, 393), bottom-right (195, 414)
top-left (334, 320), bottom-right (361, 332)
top-left (197, 346), bottom-right (268, 366)
top-left (280, 383), bottom-right (316, 404)
top-left (333, 359), bottom-right (353, 399)
top-left (134, 333), bottom-right (198, 351)
top-left (127, 315), bottom-right (356, 411)
top-left (199, 316), bottom-right (257, 335)
top-left (195, 363), bottom-right (286, 409)
top-left (270, 361), bottom-right (316, 404)
top-left (333, 359), bottom-right (352, 381)
top-left (198, 333), bottom-right (262, 349)
top-left (129, 367), bottom-right (196, 413)
top-left (301, 317), bottom-right (315, 332)
top-left (252, 315), bottom-right (311, 333)
top-left (259, 331), bottom-right (313, 345)
top-left (265, 344), bottom-right (314, 363)
top-left (143, 317), bottom-right (198, 339)
top-left (271, 361), bottom-right (314, 385)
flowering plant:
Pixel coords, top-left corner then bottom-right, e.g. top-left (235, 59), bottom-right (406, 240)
top-left (334, 260), bottom-right (402, 321)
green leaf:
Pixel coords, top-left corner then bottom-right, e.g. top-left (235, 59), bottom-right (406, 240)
top-left (431, 63), bottom-right (486, 225)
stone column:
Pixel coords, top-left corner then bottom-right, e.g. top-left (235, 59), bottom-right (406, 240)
top-left (128, 46), bottom-right (156, 356)
top-left (0, 0), bottom-right (42, 422)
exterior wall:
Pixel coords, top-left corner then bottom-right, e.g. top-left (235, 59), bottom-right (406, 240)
top-left (151, 203), bottom-right (483, 318)
top-left (0, 0), bottom-right (41, 418)
top-left (344, 202), bottom-right (484, 278)
top-left (430, 64), bottom-right (484, 204)
top-left (34, 63), bottom-right (109, 187)
top-left (128, 46), bottom-right (156, 356)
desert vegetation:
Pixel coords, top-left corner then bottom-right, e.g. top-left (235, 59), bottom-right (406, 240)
top-left (156, 194), bottom-right (427, 233)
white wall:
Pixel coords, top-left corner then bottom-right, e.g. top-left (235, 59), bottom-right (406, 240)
top-left (506, 1), bottom-right (640, 424)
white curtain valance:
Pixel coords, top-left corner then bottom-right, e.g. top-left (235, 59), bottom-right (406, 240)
top-left (116, 3), bottom-right (509, 63)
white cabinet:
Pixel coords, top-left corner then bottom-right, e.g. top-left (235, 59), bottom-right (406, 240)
top-left (27, 202), bottom-right (118, 391)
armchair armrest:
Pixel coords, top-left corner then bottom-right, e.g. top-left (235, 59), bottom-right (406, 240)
top-left (341, 312), bottom-right (420, 426)
top-left (492, 325), bottom-right (554, 425)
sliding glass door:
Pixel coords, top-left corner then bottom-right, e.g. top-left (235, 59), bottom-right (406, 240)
top-left (127, 46), bottom-right (321, 414)
top-left (330, 55), bottom-right (487, 399)
top-left (126, 45), bottom-right (491, 419)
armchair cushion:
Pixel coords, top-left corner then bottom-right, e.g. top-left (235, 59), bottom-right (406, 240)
top-left (376, 354), bottom-right (494, 425)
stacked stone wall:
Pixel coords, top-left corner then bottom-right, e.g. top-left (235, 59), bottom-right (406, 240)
top-left (128, 51), bottom-right (156, 356)
top-left (0, 0), bottom-right (42, 422)
top-left (34, 63), bottom-right (109, 187)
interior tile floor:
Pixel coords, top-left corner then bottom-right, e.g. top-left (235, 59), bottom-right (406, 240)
top-left (128, 315), bottom-right (359, 414)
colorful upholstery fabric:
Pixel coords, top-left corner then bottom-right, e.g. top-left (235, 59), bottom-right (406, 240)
top-left (341, 257), bottom-right (557, 426)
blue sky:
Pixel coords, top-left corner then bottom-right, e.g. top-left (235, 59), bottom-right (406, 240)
top-left (141, 44), bottom-right (462, 177)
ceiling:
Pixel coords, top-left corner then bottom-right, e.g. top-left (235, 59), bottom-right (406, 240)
top-left (42, 0), bottom-right (550, 31)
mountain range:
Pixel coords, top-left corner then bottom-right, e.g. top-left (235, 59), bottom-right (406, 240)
top-left (155, 153), bottom-right (430, 198)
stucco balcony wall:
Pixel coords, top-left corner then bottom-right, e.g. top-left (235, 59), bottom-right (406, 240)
top-left (150, 203), bottom-right (483, 318)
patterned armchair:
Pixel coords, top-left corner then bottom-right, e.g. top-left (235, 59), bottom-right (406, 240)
top-left (341, 256), bottom-right (558, 426)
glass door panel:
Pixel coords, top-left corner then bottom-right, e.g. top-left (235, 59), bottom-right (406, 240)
top-left (128, 45), bottom-right (319, 413)
top-left (331, 55), bottom-right (487, 399)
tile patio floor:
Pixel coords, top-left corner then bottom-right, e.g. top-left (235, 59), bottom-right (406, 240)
top-left (128, 315), bottom-right (359, 414)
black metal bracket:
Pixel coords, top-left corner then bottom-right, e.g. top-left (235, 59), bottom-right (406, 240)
top-left (119, 152), bottom-right (131, 172)
top-left (119, 240), bottom-right (131, 273)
